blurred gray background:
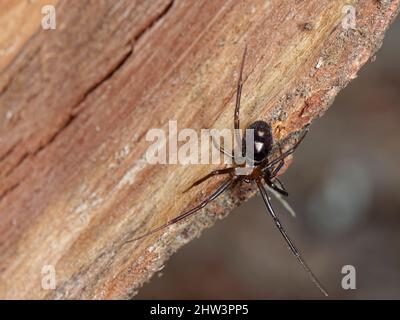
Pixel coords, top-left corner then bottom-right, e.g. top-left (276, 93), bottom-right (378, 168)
top-left (137, 19), bottom-right (400, 299)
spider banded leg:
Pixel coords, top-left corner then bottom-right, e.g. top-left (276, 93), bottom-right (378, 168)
top-left (126, 179), bottom-right (235, 243)
top-left (256, 179), bottom-right (328, 296)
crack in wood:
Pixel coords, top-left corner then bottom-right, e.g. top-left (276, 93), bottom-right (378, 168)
top-left (0, 0), bottom-right (176, 201)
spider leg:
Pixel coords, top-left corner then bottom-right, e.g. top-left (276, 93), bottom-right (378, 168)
top-left (233, 45), bottom-right (247, 156)
top-left (126, 179), bottom-right (235, 243)
top-left (263, 127), bottom-right (309, 172)
top-left (265, 145), bottom-right (288, 196)
top-left (269, 160), bottom-right (285, 179)
top-left (273, 177), bottom-right (288, 193)
top-left (267, 181), bottom-right (288, 197)
top-left (266, 177), bottom-right (289, 197)
top-left (183, 167), bottom-right (235, 193)
top-left (265, 184), bottom-right (296, 218)
top-left (268, 143), bottom-right (285, 178)
top-left (256, 179), bottom-right (328, 296)
top-left (211, 136), bottom-right (234, 160)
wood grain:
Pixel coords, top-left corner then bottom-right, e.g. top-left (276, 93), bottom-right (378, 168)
top-left (0, 0), bottom-right (398, 299)
top-left (0, 0), bottom-right (59, 72)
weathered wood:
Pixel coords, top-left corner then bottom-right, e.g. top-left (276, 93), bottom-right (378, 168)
top-left (0, 0), bottom-right (398, 299)
top-left (0, 0), bottom-right (59, 72)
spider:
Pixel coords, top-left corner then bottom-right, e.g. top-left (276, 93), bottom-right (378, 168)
top-left (129, 46), bottom-right (328, 296)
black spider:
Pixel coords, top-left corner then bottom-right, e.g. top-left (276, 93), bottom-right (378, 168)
top-left (129, 46), bottom-right (327, 296)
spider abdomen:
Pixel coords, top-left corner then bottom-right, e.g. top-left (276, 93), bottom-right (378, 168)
top-left (243, 120), bottom-right (273, 163)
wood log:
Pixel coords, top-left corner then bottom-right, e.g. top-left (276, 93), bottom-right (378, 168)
top-left (0, 0), bottom-right (398, 299)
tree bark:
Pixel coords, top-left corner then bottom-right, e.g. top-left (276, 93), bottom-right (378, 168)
top-left (0, 0), bottom-right (398, 299)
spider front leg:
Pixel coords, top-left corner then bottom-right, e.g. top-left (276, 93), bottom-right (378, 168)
top-left (183, 167), bottom-right (236, 193)
top-left (185, 48), bottom-right (248, 194)
top-left (233, 46), bottom-right (247, 157)
top-left (265, 145), bottom-right (288, 196)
